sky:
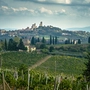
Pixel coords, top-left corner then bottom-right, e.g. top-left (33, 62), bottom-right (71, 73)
top-left (0, 0), bottom-right (90, 30)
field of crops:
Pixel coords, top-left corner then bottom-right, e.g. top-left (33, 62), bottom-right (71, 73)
top-left (0, 51), bottom-right (47, 68)
top-left (0, 52), bottom-right (88, 76)
top-left (0, 69), bottom-right (89, 90)
top-left (35, 55), bottom-right (87, 75)
top-left (0, 52), bottom-right (90, 90)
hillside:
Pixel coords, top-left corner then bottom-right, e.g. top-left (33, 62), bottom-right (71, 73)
top-left (1, 52), bottom-right (47, 68)
top-left (35, 55), bottom-right (87, 75)
top-left (67, 26), bottom-right (90, 32)
top-left (0, 52), bottom-right (87, 76)
top-left (0, 51), bottom-right (89, 90)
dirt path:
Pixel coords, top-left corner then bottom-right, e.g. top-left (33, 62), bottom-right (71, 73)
top-left (29, 55), bottom-right (51, 70)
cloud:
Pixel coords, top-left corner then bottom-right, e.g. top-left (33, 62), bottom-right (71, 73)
top-left (16, 0), bottom-right (90, 6)
top-left (53, 0), bottom-right (71, 4)
top-left (0, 6), bottom-right (33, 15)
top-left (1, 5), bottom-right (90, 19)
top-left (71, 0), bottom-right (90, 4)
top-left (54, 9), bottom-right (66, 15)
top-left (0, 6), bottom-right (67, 16)
top-left (74, 6), bottom-right (90, 17)
top-left (39, 7), bottom-right (53, 14)
top-left (1, 6), bottom-right (9, 10)
top-left (11, 7), bottom-right (28, 12)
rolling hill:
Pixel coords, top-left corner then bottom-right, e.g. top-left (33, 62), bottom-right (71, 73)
top-left (67, 26), bottom-right (90, 32)
top-left (0, 52), bottom-right (87, 76)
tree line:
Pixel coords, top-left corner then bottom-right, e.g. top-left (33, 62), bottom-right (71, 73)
top-left (0, 38), bottom-right (27, 51)
top-left (31, 35), bottom-right (58, 45)
top-left (65, 38), bottom-right (81, 44)
top-left (0, 36), bottom-right (90, 51)
top-left (31, 36), bottom-right (90, 45)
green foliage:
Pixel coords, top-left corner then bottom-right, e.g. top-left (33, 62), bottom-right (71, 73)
top-left (40, 43), bottom-right (47, 49)
top-left (49, 46), bottom-right (54, 52)
top-left (18, 64), bottom-right (28, 76)
top-left (59, 79), bottom-right (72, 90)
top-left (58, 44), bottom-right (88, 52)
top-left (53, 36), bottom-right (55, 45)
top-left (5, 72), bottom-right (16, 86)
top-left (31, 36), bottom-right (35, 45)
top-left (41, 49), bottom-right (49, 54)
top-left (65, 39), bottom-right (71, 44)
top-left (41, 37), bottom-right (46, 43)
top-left (50, 35), bottom-right (52, 45)
top-left (4, 39), bottom-right (7, 51)
top-left (83, 52), bottom-right (90, 81)
top-left (35, 43), bottom-right (41, 49)
top-left (13, 36), bottom-right (20, 43)
top-left (55, 36), bottom-right (58, 44)
top-left (37, 37), bottom-right (40, 42)
top-left (88, 37), bottom-right (90, 43)
top-left (0, 48), bottom-right (2, 51)
top-left (0, 70), bottom-right (89, 90)
top-left (16, 77), bottom-right (27, 89)
top-left (0, 40), bottom-right (5, 50)
top-left (1, 38), bottom-right (27, 51)
top-left (8, 39), bottom-right (18, 51)
top-left (18, 39), bottom-right (27, 50)
top-left (0, 72), bottom-right (2, 84)
top-left (71, 79), bottom-right (87, 90)
top-left (78, 39), bottom-right (81, 44)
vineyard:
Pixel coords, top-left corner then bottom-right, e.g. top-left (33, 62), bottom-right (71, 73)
top-left (35, 55), bottom-right (87, 75)
top-left (0, 51), bottom-right (47, 68)
top-left (0, 51), bottom-right (90, 90)
top-left (0, 52), bottom-right (87, 75)
top-left (0, 69), bottom-right (90, 90)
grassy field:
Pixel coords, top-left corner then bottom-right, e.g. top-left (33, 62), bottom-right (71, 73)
top-left (47, 43), bottom-right (89, 48)
top-left (46, 44), bottom-right (90, 57)
top-left (35, 55), bottom-right (87, 76)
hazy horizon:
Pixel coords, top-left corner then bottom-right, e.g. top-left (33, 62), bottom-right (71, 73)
top-left (0, 0), bottom-right (90, 30)
top-left (1, 25), bottom-right (90, 32)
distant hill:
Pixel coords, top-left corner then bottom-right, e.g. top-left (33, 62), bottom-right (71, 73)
top-left (67, 26), bottom-right (90, 32)
top-left (1, 25), bottom-right (90, 43)
top-left (1, 28), bottom-right (18, 31)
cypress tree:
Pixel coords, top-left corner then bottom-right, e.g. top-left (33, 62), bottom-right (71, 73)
top-left (42, 37), bottom-right (46, 43)
top-left (55, 36), bottom-right (57, 44)
top-left (78, 39), bottom-right (81, 44)
top-left (88, 37), bottom-right (90, 43)
top-left (5, 39), bottom-right (7, 50)
top-left (37, 37), bottom-right (40, 42)
top-left (8, 39), bottom-right (18, 51)
top-left (31, 36), bottom-right (35, 45)
top-left (8, 39), bottom-right (14, 51)
top-left (53, 36), bottom-right (54, 45)
top-left (50, 35), bottom-right (52, 45)
top-left (18, 39), bottom-right (26, 50)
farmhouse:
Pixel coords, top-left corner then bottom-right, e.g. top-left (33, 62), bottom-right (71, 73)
top-left (22, 39), bottom-right (36, 52)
